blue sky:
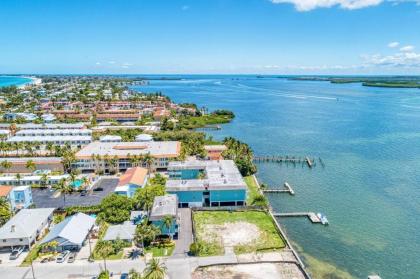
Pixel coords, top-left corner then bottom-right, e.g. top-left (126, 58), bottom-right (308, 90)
top-left (0, 0), bottom-right (419, 74)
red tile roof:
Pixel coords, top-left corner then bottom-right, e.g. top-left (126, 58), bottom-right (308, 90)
top-left (0, 186), bottom-right (13, 197)
top-left (118, 167), bottom-right (148, 187)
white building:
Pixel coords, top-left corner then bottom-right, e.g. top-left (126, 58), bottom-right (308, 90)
top-left (0, 208), bottom-right (54, 249)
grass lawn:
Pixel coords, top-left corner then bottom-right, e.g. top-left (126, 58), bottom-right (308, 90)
top-left (144, 245), bottom-right (175, 257)
top-left (93, 250), bottom-right (125, 260)
top-left (244, 176), bottom-right (260, 204)
top-left (193, 210), bottom-right (285, 256)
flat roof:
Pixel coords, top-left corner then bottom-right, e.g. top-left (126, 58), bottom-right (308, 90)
top-left (0, 157), bottom-right (62, 164)
top-left (150, 194), bottom-right (178, 220)
top-left (7, 135), bottom-right (92, 143)
top-left (15, 129), bottom-right (92, 135)
top-left (75, 141), bottom-right (181, 159)
top-left (166, 160), bottom-right (247, 191)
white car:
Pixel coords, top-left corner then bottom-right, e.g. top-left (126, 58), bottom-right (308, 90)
top-left (9, 246), bottom-right (25, 260)
top-left (56, 250), bottom-right (71, 263)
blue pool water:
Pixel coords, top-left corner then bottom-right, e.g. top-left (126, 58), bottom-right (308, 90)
top-left (70, 179), bottom-right (83, 188)
top-left (0, 76), bottom-right (32, 87)
top-left (132, 76), bottom-right (420, 279)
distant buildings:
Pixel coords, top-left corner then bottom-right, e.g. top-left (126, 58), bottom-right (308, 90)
top-left (40, 213), bottom-right (96, 252)
top-left (0, 174), bottom-right (69, 186)
top-left (74, 141), bottom-right (181, 173)
top-left (166, 160), bottom-right (247, 207)
top-left (114, 167), bottom-right (148, 197)
top-left (0, 157), bottom-right (64, 173)
top-left (0, 185), bottom-right (33, 211)
top-left (0, 208), bottom-right (54, 249)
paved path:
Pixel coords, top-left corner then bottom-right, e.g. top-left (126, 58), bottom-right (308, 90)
top-left (172, 208), bottom-right (193, 258)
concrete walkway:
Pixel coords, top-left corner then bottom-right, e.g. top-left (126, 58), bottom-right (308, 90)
top-left (172, 208), bottom-right (193, 258)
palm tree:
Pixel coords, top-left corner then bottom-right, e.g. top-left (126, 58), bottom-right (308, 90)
top-left (143, 153), bottom-right (154, 177)
top-left (134, 222), bottom-right (160, 249)
top-left (46, 142), bottom-right (54, 156)
top-left (82, 176), bottom-right (90, 190)
top-left (40, 173), bottom-right (48, 188)
top-left (54, 178), bottom-right (72, 208)
top-left (0, 197), bottom-right (12, 226)
top-left (95, 241), bottom-right (114, 273)
top-left (128, 269), bottom-right (142, 279)
top-left (25, 160), bottom-right (36, 173)
top-left (0, 160), bottom-right (12, 173)
top-left (160, 215), bottom-right (174, 240)
top-left (15, 173), bottom-right (22, 185)
top-left (143, 258), bottom-right (167, 279)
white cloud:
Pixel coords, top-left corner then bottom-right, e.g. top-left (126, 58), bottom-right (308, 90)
top-left (362, 48), bottom-right (420, 67)
top-left (95, 62), bottom-right (101, 65)
top-left (400, 45), bottom-right (415, 52)
top-left (270, 0), bottom-right (383, 11)
top-left (181, 5), bottom-right (190, 11)
top-left (388, 42), bottom-right (399, 48)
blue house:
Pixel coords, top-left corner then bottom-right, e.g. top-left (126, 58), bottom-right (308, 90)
top-left (0, 185), bottom-right (33, 211)
top-left (149, 195), bottom-right (178, 237)
top-left (166, 160), bottom-right (247, 208)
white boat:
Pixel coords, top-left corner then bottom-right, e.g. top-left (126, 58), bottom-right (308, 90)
top-left (317, 213), bottom-right (329, 225)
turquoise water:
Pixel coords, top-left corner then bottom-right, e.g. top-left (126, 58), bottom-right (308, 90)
top-left (70, 179), bottom-right (83, 188)
top-left (133, 76), bottom-right (420, 279)
top-left (0, 76), bottom-right (32, 87)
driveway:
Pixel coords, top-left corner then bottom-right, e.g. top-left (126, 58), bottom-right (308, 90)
top-left (32, 178), bottom-right (119, 208)
top-left (0, 250), bottom-right (28, 267)
top-left (172, 208), bottom-right (193, 257)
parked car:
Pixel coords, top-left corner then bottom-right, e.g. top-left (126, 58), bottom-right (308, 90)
top-left (56, 250), bottom-right (70, 263)
top-left (93, 187), bottom-right (103, 192)
top-left (80, 190), bottom-right (88, 196)
top-left (41, 257), bottom-right (49, 263)
top-left (67, 252), bottom-right (76, 263)
top-left (120, 273), bottom-right (129, 279)
top-left (9, 246), bottom-right (24, 260)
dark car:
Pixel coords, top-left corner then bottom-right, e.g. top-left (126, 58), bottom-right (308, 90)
top-left (80, 190), bottom-right (88, 196)
top-left (120, 273), bottom-right (129, 279)
top-left (93, 187), bottom-right (103, 192)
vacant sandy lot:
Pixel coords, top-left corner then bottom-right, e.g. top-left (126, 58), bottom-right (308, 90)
top-left (203, 221), bottom-right (261, 246)
top-left (192, 263), bottom-right (306, 279)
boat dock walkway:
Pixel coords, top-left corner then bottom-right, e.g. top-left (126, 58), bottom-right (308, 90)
top-left (273, 212), bottom-right (321, 223)
top-left (253, 155), bottom-right (322, 168)
top-left (263, 182), bottom-right (295, 195)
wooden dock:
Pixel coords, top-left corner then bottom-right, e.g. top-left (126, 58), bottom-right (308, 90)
top-left (273, 212), bottom-right (321, 223)
top-left (253, 155), bottom-right (321, 168)
top-left (263, 182), bottom-right (295, 195)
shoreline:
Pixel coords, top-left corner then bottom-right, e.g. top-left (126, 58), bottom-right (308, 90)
top-left (19, 76), bottom-right (42, 88)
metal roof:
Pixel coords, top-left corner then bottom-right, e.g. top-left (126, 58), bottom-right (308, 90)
top-left (103, 222), bottom-right (136, 241)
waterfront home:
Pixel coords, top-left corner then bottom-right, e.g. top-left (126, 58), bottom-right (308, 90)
top-left (0, 157), bottom-right (64, 173)
top-left (0, 185), bottom-right (33, 210)
top-left (103, 221), bottom-right (136, 243)
top-left (114, 167), bottom-right (148, 198)
top-left (204, 145), bottom-right (227, 160)
top-left (73, 141), bottom-right (181, 173)
top-left (166, 160), bottom-right (247, 207)
top-left (40, 213), bottom-right (96, 252)
top-left (0, 208), bottom-right (54, 249)
top-left (149, 194), bottom-right (178, 237)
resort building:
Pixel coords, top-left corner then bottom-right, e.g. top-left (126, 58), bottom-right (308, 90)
top-left (166, 160), bottom-right (247, 207)
top-left (73, 141), bottom-right (181, 173)
top-left (40, 213), bottom-right (96, 252)
top-left (96, 113), bottom-right (140, 122)
top-left (99, 135), bottom-right (122, 142)
top-left (149, 194), bottom-right (179, 237)
top-left (0, 174), bottom-right (69, 186)
top-left (114, 167), bottom-right (148, 198)
top-left (204, 145), bottom-right (227, 160)
top-left (0, 157), bottom-right (64, 173)
top-left (0, 208), bottom-right (54, 249)
top-left (103, 222), bottom-right (136, 243)
top-left (14, 123), bottom-right (86, 130)
top-left (7, 129), bottom-right (92, 150)
top-left (0, 186), bottom-right (33, 211)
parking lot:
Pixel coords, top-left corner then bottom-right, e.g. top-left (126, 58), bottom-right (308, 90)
top-left (0, 250), bottom-right (29, 266)
top-left (32, 178), bottom-right (119, 208)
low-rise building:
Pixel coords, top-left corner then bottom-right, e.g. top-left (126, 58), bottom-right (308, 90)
top-left (149, 194), bottom-right (178, 237)
top-left (0, 208), bottom-right (54, 249)
top-left (0, 174), bottom-right (69, 186)
top-left (40, 213), bottom-right (96, 252)
top-left (114, 167), bottom-right (148, 198)
top-left (204, 145), bottom-right (227, 160)
top-left (99, 135), bottom-right (122, 143)
top-left (74, 141), bottom-right (181, 173)
top-left (166, 160), bottom-right (247, 207)
top-left (0, 157), bottom-right (64, 173)
top-left (0, 186), bottom-right (33, 210)
top-left (103, 222), bottom-right (136, 243)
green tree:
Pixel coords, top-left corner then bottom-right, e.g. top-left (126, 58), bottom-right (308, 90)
top-left (134, 222), bottom-right (160, 248)
top-left (98, 194), bottom-right (133, 223)
top-left (0, 197), bottom-right (12, 226)
top-left (54, 178), bottom-right (73, 208)
top-left (95, 241), bottom-right (114, 273)
top-left (0, 160), bottom-right (12, 173)
top-left (133, 184), bottom-right (165, 213)
top-left (160, 215), bottom-right (174, 239)
top-left (128, 269), bottom-right (142, 279)
top-left (25, 160), bottom-right (36, 173)
top-left (143, 258), bottom-right (167, 279)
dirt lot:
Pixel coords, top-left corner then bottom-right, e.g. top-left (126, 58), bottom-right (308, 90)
top-left (203, 221), bottom-right (260, 246)
top-left (192, 263), bottom-right (306, 279)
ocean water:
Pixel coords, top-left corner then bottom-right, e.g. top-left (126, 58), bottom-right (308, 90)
top-left (0, 76), bottom-right (32, 87)
top-left (133, 76), bottom-right (420, 279)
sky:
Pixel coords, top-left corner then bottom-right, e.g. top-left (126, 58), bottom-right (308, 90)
top-left (0, 0), bottom-right (420, 75)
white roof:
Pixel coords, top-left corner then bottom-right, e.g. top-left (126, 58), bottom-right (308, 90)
top-left (75, 141), bottom-right (180, 158)
top-left (0, 174), bottom-right (69, 183)
top-left (0, 208), bottom-right (54, 239)
top-left (41, 213), bottom-right (96, 246)
top-left (100, 135), bottom-right (122, 142)
top-left (7, 135), bottom-right (92, 143)
top-left (135, 134), bottom-right (153, 141)
top-left (150, 194), bottom-right (178, 220)
top-left (103, 223), bottom-right (136, 241)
